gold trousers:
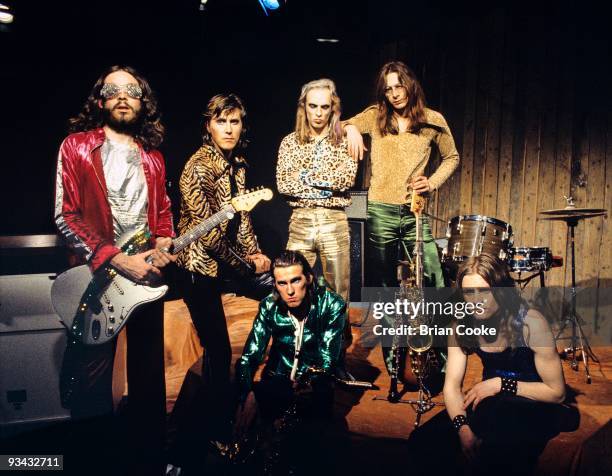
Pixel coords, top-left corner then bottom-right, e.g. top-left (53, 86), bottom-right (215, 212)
top-left (286, 207), bottom-right (350, 306)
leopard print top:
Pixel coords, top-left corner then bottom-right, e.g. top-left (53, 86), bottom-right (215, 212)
top-left (276, 132), bottom-right (357, 209)
top-left (176, 145), bottom-right (259, 277)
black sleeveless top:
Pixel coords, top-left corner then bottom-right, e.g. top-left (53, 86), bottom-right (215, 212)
top-left (474, 306), bottom-right (541, 382)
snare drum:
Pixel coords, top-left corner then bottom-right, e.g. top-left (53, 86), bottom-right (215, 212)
top-left (508, 247), bottom-right (553, 272)
top-left (442, 215), bottom-right (513, 262)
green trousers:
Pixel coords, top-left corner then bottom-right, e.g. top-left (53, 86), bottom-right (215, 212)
top-left (366, 200), bottom-right (444, 288)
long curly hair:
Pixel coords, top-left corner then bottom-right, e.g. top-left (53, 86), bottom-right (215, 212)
top-left (374, 61), bottom-right (427, 136)
top-left (455, 254), bottom-right (527, 352)
top-left (294, 78), bottom-right (343, 146)
top-left (68, 65), bottom-right (164, 151)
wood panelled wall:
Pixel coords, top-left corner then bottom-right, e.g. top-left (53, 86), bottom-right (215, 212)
top-left (378, 8), bottom-right (611, 288)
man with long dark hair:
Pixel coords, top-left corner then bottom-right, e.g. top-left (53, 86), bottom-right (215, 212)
top-left (54, 65), bottom-right (174, 475)
top-left (343, 61), bottom-right (460, 288)
top-left (342, 61), bottom-right (460, 380)
top-left (408, 254), bottom-right (566, 475)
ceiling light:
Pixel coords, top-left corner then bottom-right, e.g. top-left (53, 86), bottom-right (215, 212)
top-left (0, 3), bottom-right (14, 24)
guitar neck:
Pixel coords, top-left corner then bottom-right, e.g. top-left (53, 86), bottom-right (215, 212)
top-left (171, 205), bottom-right (235, 253)
top-left (415, 210), bottom-right (424, 288)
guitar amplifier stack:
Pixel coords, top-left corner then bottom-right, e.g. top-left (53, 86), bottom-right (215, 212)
top-left (0, 235), bottom-right (70, 437)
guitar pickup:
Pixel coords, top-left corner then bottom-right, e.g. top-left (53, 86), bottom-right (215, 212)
top-left (92, 320), bottom-right (101, 340)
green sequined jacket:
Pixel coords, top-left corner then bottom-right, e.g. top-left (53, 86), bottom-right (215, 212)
top-left (235, 285), bottom-right (346, 397)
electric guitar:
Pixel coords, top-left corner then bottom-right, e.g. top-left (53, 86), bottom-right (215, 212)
top-left (51, 188), bottom-right (273, 345)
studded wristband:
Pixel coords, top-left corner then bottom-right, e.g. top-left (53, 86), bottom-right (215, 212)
top-left (452, 414), bottom-right (468, 432)
top-left (500, 376), bottom-right (518, 395)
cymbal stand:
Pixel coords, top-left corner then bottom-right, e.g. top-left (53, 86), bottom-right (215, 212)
top-left (554, 218), bottom-right (599, 384)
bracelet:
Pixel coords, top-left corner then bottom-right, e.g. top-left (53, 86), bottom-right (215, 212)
top-left (500, 376), bottom-right (518, 395)
top-left (452, 414), bottom-right (468, 432)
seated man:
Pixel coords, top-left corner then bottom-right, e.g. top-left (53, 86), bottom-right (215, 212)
top-left (233, 250), bottom-right (346, 470)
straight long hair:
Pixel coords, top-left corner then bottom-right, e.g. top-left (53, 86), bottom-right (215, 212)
top-left (374, 61), bottom-right (427, 136)
top-left (455, 254), bottom-right (526, 352)
top-left (295, 78), bottom-right (343, 145)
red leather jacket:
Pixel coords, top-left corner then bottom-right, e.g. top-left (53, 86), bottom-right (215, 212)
top-left (54, 128), bottom-right (174, 271)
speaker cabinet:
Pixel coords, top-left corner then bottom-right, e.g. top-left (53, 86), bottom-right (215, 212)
top-left (349, 220), bottom-right (365, 303)
top-left (345, 191), bottom-right (368, 220)
top-left (0, 274), bottom-right (70, 436)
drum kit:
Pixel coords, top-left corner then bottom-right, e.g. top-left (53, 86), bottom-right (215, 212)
top-left (440, 215), bottom-right (560, 283)
top-left (436, 196), bottom-right (607, 383)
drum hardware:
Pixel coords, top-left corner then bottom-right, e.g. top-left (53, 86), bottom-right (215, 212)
top-left (442, 215), bottom-right (513, 263)
top-left (538, 197), bottom-right (606, 384)
top-left (511, 269), bottom-right (548, 289)
top-left (507, 246), bottom-right (554, 288)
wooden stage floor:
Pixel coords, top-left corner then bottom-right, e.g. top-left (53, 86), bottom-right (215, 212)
top-left (164, 295), bottom-right (612, 476)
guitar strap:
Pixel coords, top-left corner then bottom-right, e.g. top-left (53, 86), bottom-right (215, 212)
top-left (226, 167), bottom-right (240, 245)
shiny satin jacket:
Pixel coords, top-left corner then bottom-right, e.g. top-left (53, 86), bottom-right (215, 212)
top-left (236, 285), bottom-right (346, 397)
top-left (54, 128), bottom-right (174, 271)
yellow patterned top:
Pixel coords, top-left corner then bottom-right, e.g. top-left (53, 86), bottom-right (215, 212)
top-left (345, 106), bottom-right (459, 204)
top-left (276, 132), bottom-right (357, 209)
top-left (177, 145), bottom-right (259, 277)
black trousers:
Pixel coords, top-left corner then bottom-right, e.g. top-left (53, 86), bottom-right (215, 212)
top-left (60, 300), bottom-right (166, 475)
top-left (169, 374), bottom-right (335, 474)
top-left (181, 272), bottom-right (234, 438)
top-left (182, 272), bottom-right (232, 380)
top-left (408, 395), bottom-right (565, 476)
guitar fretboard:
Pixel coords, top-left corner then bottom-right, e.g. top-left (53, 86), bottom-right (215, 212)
top-left (172, 206), bottom-right (235, 253)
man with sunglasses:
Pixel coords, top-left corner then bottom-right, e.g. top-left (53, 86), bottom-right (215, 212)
top-left (54, 65), bottom-right (174, 475)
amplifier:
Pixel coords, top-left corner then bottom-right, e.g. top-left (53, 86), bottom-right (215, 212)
top-left (0, 274), bottom-right (70, 437)
top-left (346, 191), bottom-right (368, 220)
top-left (349, 220), bottom-right (365, 302)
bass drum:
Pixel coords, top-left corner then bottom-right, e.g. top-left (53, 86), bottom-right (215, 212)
top-left (442, 215), bottom-right (513, 263)
top-left (508, 247), bottom-right (553, 272)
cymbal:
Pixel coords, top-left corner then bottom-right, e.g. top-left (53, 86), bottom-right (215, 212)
top-left (539, 212), bottom-right (606, 221)
top-left (539, 207), bottom-right (607, 216)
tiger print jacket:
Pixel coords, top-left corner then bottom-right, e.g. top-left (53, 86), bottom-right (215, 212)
top-left (176, 144), bottom-right (259, 277)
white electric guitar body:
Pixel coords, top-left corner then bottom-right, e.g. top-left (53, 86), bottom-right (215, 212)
top-left (51, 188), bottom-right (273, 345)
